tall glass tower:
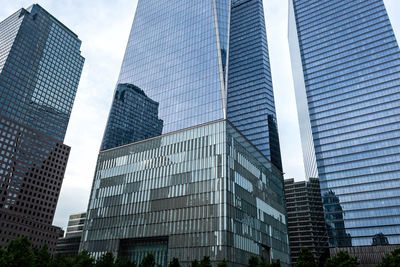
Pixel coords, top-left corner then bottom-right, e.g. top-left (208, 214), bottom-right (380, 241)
top-left (82, 0), bottom-right (289, 266)
top-left (100, 0), bottom-right (282, 169)
top-left (289, 0), bottom-right (400, 248)
top-left (0, 4), bottom-right (84, 252)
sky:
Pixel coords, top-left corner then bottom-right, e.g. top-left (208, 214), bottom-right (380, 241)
top-left (0, 0), bottom-right (399, 230)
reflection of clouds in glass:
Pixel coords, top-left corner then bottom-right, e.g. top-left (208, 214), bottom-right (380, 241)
top-left (26, 101), bottom-right (69, 140)
top-left (117, 1), bottom-right (225, 134)
top-left (291, 0), bottom-right (400, 247)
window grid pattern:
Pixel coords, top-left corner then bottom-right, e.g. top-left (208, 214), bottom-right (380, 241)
top-left (0, 4), bottom-right (84, 252)
top-left (227, 0), bottom-right (282, 170)
top-left (81, 121), bottom-right (289, 266)
top-left (56, 212), bottom-right (87, 257)
top-left (284, 178), bottom-right (328, 265)
top-left (0, 6), bottom-right (84, 141)
top-left (101, 83), bottom-right (163, 151)
top-left (103, 1), bottom-right (282, 175)
top-left (291, 0), bottom-right (400, 247)
top-left (116, 1), bottom-right (224, 135)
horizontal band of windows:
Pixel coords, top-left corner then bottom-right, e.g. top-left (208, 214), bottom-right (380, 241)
top-left (316, 138), bottom-right (400, 163)
top-left (305, 45), bottom-right (398, 81)
top-left (309, 80), bottom-right (400, 115)
top-left (310, 98), bottom-right (400, 128)
top-left (306, 58), bottom-right (400, 91)
top-left (299, 5), bottom-right (384, 44)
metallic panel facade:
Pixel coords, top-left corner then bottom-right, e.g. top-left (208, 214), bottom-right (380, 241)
top-left (56, 212), bottom-right (87, 257)
top-left (87, 1), bottom-right (288, 265)
top-left (82, 121), bottom-right (289, 266)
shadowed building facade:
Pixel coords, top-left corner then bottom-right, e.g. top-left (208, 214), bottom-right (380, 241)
top-left (284, 178), bottom-right (328, 265)
top-left (0, 5), bottom-right (84, 252)
top-left (56, 212), bottom-right (87, 257)
top-left (227, 0), bottom-right (282, 171)
top-left (81, 0), bottom-right (289, 266)
top-left (288, 0), bottom-right (400, 259)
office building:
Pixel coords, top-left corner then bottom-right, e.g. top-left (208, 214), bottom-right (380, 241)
top-left (57, 212), bottom-right (86, 257)
top-left (288, 0), bottom-right (400, 249)
top-left (227, 0), bottom-right (282, 170)
top-left (82, 121), bottom-right (289, 266)
top-left (82, 0), bottom-right (289, 266)
top-left (284, 178), bottom-right (328, 265)
top-left (0, 4), bottom-right (84, 252)
top-left (101, 0), bottom-right (282, 165)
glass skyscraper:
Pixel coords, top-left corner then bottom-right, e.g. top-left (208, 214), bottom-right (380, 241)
top-left (100, 0), bottom-right (282, 168)
top-left (228, 0), bottom-right (282, 171)
top-left (0, 4), bottom-right (84, 252)
top-left (289, 0), bottom-right (400, 248)
top-left (82, 0), bottom-right (289, 266)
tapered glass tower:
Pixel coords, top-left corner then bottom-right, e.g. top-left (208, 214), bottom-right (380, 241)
top-left (289, 0), bottom-right (400, 248)
top-left (100, 0), bottom-right (282, 169)
top-left (82, 0), bottom-right (289, 266)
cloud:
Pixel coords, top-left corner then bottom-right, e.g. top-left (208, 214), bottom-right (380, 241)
top-left (0, 0), bottom-right (138, 230)
top-left (1, 0), bottom-right (399, 230)
top-left (53, 0), bottom-right (139, 230)
top-left (263, 0), bottom-right (305, 181)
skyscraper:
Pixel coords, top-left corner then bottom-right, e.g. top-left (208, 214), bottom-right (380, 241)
top-left (228, 0), bottom-right (282, 171)
top-left (289, 0), bottom-right (400, 249)
top-left (284, 178), bottom-right (328, 265)
top-left (82, 0), bottom-right (289, 266)
top-left (0, 4), bottom-right (84, 252)
top-left (100, 0), bottom-right (282, 165)
top-left (56, 212), bottom-right (87, 257)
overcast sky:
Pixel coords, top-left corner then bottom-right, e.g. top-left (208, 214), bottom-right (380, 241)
top-left (0, 0), bottom-right (399, 230)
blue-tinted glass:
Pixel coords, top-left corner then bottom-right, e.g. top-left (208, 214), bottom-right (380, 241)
top-left (101, 84), bottom-right (163, 150)
top-left (289, 0), bottom-right (400, 247)
top-left (87, 0), bottom-right (289, 264)
top-left (227, 0), bottom-right (282, 170)
top-left (101, 0), bottom-right (283, 174)
top-left (117, 1), bottom-right (224, 135)
top-left (82, 121), bottom-right (290, 265)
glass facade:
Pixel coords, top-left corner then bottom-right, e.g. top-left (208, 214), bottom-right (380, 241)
top-left (0, 5), bottom-right (84, 141)
top-left (116, 1), bottom-right (225, 136)
top-left (56, 212), bottom-right (87, 257)
top-left (0, 4), bottom-right (84, 251)
top-left (101, 0), bottom-right (282, 169)
top-left (289, 0), bottom-right (400, 247)
top-left (81, 121), bottom-right (289, 266)
top-left (87, 1), bottom-right (288, 265)
top-left (228, 0), bottom-right (282, 170)
top-left (101, 83), bottom-right (163, 151)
